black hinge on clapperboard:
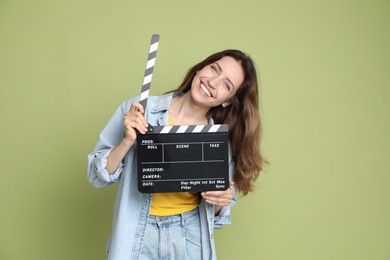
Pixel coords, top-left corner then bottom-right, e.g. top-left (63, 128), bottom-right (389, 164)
top-left (136, 34), bottom-right (229, 193)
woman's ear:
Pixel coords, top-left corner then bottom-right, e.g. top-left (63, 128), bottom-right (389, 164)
top-left (222, 102), bottom-right (231, 108)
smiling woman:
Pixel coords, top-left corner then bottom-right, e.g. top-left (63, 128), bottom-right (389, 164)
top-left (87, 49), bottom-right (266, 259)
top-left (189, 56), bottom-right (244, 109)
top-left (170, 50), bottom-right (265, 195)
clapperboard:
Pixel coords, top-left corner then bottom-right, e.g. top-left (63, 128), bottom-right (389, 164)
top-left (136, 35), bottom-right (229, 193)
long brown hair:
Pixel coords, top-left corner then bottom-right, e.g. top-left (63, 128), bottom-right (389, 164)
top-left (171, 49), bottom-right (265, 195)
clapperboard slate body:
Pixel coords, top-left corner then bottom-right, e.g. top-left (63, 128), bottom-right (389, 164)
top-left (134, 34), bottom-right (229, 193)
top-left (137, 125), bottom-right (229, 193)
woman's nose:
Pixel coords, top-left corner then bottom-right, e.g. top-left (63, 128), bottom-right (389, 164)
top-left (208, 76), bottom-right (219, 89)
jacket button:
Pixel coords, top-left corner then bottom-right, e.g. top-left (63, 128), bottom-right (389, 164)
top-left (208, 205), bottom-right (212, 210)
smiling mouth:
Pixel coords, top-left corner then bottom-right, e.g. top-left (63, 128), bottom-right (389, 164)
top-left (200, 83), bottom-right (212, 97)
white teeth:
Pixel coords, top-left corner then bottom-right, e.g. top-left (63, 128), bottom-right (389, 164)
top-left (200, 83), bottom-right (211, 97)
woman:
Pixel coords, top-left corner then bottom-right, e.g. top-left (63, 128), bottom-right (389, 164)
top-left (87, 49), bottom-right (265, 259)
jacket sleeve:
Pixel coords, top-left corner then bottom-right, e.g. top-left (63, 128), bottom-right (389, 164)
top-left (213, 143), bottom-right (237, 229)
top-left (87, 99), bottom-right (133, 188)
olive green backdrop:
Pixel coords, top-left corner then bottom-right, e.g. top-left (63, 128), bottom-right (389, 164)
top-left (1, 0), bottom-right (389, 259)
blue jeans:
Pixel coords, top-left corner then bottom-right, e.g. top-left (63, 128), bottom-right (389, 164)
top-left (139, 207), bottom-right (202, 260)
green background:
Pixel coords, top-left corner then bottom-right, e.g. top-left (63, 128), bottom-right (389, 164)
top-left (1, 0), bottom-right (389, 259)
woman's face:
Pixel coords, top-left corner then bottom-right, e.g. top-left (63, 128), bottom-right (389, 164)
top-left (190, 56), bottom-right (244, 108)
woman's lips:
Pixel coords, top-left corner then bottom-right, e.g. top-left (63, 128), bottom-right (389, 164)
top-left (200, 83), bottom-right (212, 97)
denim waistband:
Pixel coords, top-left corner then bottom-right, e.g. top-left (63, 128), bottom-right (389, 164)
top-left (148, 207), bottom-right (199, 225)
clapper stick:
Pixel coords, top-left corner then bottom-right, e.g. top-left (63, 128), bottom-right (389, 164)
top-left (139, 34), bottom-right (160, 132)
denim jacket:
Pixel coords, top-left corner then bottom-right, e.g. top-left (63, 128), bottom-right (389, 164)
top-left (87, 93), bottom-right (236, 260)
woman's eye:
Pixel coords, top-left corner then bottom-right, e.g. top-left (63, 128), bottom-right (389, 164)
top-left (210, 65), bottom-right (218, 73)
top-left (225, 83), bottom-right (232, 91)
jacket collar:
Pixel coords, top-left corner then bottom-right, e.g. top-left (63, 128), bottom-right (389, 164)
top-left (150, 93), bottom-right (174, 113)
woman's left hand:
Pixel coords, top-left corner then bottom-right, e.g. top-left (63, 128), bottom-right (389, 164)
top-left (201, 181), bottom-right (234, 207)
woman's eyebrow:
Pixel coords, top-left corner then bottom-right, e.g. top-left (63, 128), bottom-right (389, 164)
top-left (215, 62), bottom-right (235, 89)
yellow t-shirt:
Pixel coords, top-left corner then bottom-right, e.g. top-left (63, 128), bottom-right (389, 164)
top-left (149, 116), bottom-right (200, 216)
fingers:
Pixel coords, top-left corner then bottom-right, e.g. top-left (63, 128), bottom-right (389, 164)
top-left (201, 182), bottom-right (234, 207)
top-left (124, 112), bottom-right (148, 133)
top-left (123, 103), bottom-right (149, 137)
top-left (129, 102), bottom-right (145, 114)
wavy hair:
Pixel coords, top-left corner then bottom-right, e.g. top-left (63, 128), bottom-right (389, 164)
top-left (170, 49), bottom-right (265, 195)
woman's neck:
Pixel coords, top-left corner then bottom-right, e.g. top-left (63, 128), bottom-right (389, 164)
top-left (169, 93), bottom-right (209, 125)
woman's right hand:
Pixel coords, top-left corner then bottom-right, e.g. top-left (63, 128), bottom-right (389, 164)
top-left (123, 102), bottom-right (149, 144)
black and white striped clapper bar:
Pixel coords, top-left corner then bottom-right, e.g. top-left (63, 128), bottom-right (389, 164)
top-left (136, 35), bottom-right (229, 193)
